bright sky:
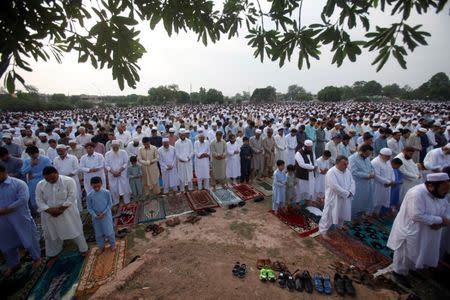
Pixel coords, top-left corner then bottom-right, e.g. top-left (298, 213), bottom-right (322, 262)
top-left (22, 1), bottom-right (450, 96)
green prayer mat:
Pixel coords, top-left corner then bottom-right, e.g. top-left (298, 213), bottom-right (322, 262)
top-left (210, 188), bottom-right (242, 207)
top-left (137, 198), bottom-right (166, 223)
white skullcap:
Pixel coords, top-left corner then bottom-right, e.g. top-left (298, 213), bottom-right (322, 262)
top-left (38, 132), bottom-right (48, 137)
top-left (151, 127), bottom-right (158, 131)
top-left (198, 132), bottom-right (205, 137)
top-left (255, 129), bottom-right (262, 134)
top-left (426, 173), bottom-right (450, 182)
top-left (434, 121), bottom-right (441, 127)
top-left (419, 128), bottom-right (427, 133)
top-left (379, 148), bottom-right (392, 156)
top-left (304, 140), bottom-right (313, 147)
top-left (169, 128), bottom-right (175, 133)
top-left (2, 133), bottom-right (12, 139)
top-left (412, 120), bottom-right (418, 124)
top-left (392, 129), bottom-right (400, 134)
top-left (179, 128), bottom-right (186, 134)
top-left (56, 144), bottom-right (68, 149)
top-left (144, 120), bottom-right (149, 123)
top-left (69, 139), bottom-right (77, 144)
top-left (380, 123), bottom-right (387, 128)
top-left (162, 137), bottom-right (169, 142)
top-left (111, 140), bottom-right (120, 145)
top-left (133, 137), bottom-right (140, 142)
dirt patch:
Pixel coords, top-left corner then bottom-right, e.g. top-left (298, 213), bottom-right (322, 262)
top-left (229, 221), bottom-right (257, 240)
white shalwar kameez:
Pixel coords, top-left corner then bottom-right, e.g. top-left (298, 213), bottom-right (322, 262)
top-left (314, 156), bottom-right (330, 199)
top-left (158, 145), bottom-right (179, 193)
top-left (395, 153), bottom-right (420, 203)
top-left (105, 149), bottom-right (131, 204)
top-left (285, 135), bottom-right (297, 166)
top-left (387, 184), bottom-right (450, 274)
top-left (36, 175), bottom-right (88, 256)
top-left (423, 147), bottom-right (450, 171)
top-left (319, 166), bottom-right (355, 233)
top-left (194, 140), bottom-right (210, 190)
top-left (295, 151), bottom-right (316, 201)
top-left (226, 141), bottom-right (241, 179)
top-left (274, 133), bottom-right (287, 165)
top-left (53, 154), bottom-right (83, 211)
top-left (371, 156), bottom-right (395, 210)
top-left (175, 139), bottom-right (194, 189)
top-left (79, 152), bottom-right (106, 195)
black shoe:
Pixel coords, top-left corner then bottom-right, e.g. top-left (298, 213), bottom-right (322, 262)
top-left (254, 196), bottom-right (264, 202)
top-left (286, 272), bottom-right (296, 291)
top-left (294, 273), bottom-right (305, 292)
top-left (303, 271), bottom-right (313, 293)
top-left (278, 272), bottom-right (287, 288)
top-left (334, 273), bottom-right (345, 296)
top-left (238, 201), bottom-right (246, 207)
top-left (228, 204), bottom-right (237, 209)
top-left (343, 275), bottom-right (356, 296)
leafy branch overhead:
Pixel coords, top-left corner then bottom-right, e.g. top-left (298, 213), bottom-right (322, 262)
top-left (0, 0), bottom-right (448, 93)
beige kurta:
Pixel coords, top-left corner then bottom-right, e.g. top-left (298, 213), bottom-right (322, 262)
top-left (405, 134), bottom-right (422, 163)
top-left (210, 139), bottom-right (227, 181)
top-left (262, 137), bottom-right (275, 176)
top-left (137, 146), bottom-right (160, 194)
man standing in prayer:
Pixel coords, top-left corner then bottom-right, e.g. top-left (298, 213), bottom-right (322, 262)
top-left (138, 137), bottom-right (161, 196)
top-left (158, 138), bottom-right (179, 194)
top-left (285, 128), bottom-right (298, 166)
top-left (194, 133), bottom-right (211, 190)
top-left (36, 166), bottom-right (88, 257)
top-left (349, 144), bottom-right (375, 218)
top-left (423, 143), bottom-right (450, 172)
top-left (315, 119), bottom-right (326, 158)
top-left (75, 126), bottom-right (92, 147)
top-left (262, 128), bottom-right (275, 177)
top-left (68, 139), bottom-right (85, 160)
top-left (0, 163), bottom-right (41, 277)
top-left (126, 137), bottom-right (141, 158)
top-left (387, 173), bottom-right (450, 285)
top-left (210, 131), bottom-right (227, 189)
top-left (371, 148), bottom-right (396, 216)
top-left (319, 155), bottom-right (355, 236)
top-left (250, 129), bottom-right (264, 179)
top-left (387, 129), bottom-right (403, 157)
top-left (274, 127), bottom-right (287, 166)
top-left (226, 134), bottom-right (241, 185)
top-left (79, 142), bottom-right (106, 195)
top-left (0, 147), bottom-right (23, 180)
top-left (53, 144), bottom-right (83, 212)
top-left (167, 128), bottom-right (178, 146)
top-left (395, 146), bottom-right (421, 203)
top-left (2, 133), bottom-right (21, 158)
top-left (175, 129), bottom-right (194, 191)
top-left (325, 134), bottom-right (342, 165)
top-left (105, 140), bottom-right (131, 205)
top-left (294, 140), bottom-right (316, 206)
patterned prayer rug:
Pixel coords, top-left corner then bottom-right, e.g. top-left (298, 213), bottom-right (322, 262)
top-left (210, 188), bottom-right (242, 207)
top-left (29, 252), bottom-right (84, 300)
top-left (0, 258), bottom-right (47, 300)
top-left (162, 193), bottom-right (192, 218)
top-left (114, 202), bottom-right (138, 229)
top-left (270, 208), bottom-right (319, 237)
top-left (231, 183), bottom-right (264, 201)
top-left (317, 230), bottom-right (392, 273)
top-left (186, 190), bottom-right (219, 211)
top-left (137, 198), bottom-right (166, 223)
top-left (76, 239), bottom-right (127, 298)
top-left (346, 219), bottom-right (393, 259)
top-left (252, 180), bottom-right (273, 196)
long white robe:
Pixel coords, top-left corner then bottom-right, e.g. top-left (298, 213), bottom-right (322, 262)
top-left (36, 175), bottom-right (84, 241)
top-left (387, 184), bottom-right (450, 274)
top-left (53, 154), bottom-right (82, 211)
top-left (194, 140), bottom-right (210, 179)
top-left (79, 152), bottom-right (106, 195)
top-left (158, 146), bottom-right (178, 190)
top-left (314, 156), bottom-right (330, 198)
top-left (295, 151), bottom-right (316, 200)
top-left (226, 141), bottom-right (241, 178)
top-left (175, 139), bottom-right (194, 185)
top-left (371, 156), bottom-right (396, 208)
top-left (423, 147), bottom-right (450, 171)
top-left (274, 133), bottom-right (287, 164)
top-left (126, 142), bottom-right (141, 157)
top-left (325, 141), bottom-right (339, 165)
top-left (395, 152), bottom-right (420, 203)
top-left (387, 138), bottom-right (402, 157)
top-left (319, 166), bottom-right (355, 233)
top-left (285, 134), bottom-right (297, 166)
top-left (105, 149), bottom-right (131, 204)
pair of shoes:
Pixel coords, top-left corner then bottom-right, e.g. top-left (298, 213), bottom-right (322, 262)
top-left (259, 267), bottom-right (276, 282)
top-left (228, 204), bottom-right (237, 209)
top-left (256, 258), bottom-right (272, 269)
top-left (144, 224), bottom-right (164, 236)
top-left (185, 215), bottom-right (201, 224)
top-left (295, 271), bottom-right (313, 293)
top-left (165, 217), bottom-right (180, 227)
top-left (115, 228), bottom-right (128, 238)
top-left (278, 270), bottom-right (297, 290)
top-left (232, 262), bottom-right (247, 278)
top-left (272, 261), bottom-right (287, 272)
top-left (334, 273), bottom-right (355, 296)
top-left (314, 273), bottom-right (332, 294)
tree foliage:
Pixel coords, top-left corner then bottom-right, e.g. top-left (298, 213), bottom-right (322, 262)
top-left (251, 86), bottom-right (277, 102)
top-left (317, 86), bottom-right (342, 102)
top-left (1, 0), bottom-right (448, 94)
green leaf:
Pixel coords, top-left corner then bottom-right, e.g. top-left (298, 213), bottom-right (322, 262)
top-left (79, 53), bottom-right (89, 63)
top-left (150, 13), bottom-right (161, 29)
top-left (6, 72), bottom-right (15, 94)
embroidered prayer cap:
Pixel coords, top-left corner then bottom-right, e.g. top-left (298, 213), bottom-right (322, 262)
top-left (179, 128), bottom-right (187, 134)
top-left (255, 129), bottom-right (262, 134)
top-left (379, 148), bottom-right (392, 156)
top-left (304, 140), bottom-right (313, 147)
top-left (111, 140), bottom-right (120, 145)
top-left (56, 144), bottom-right (68, 149)
top-left (426, 173), bottom-right (450, 182)
top-left (151, 127), bottom-right (158, 131)
top-left (133, 137), bottom-right (140, 142)
top-left (418, 128), bottom-right (428, 133)
top-left (162, 137), bottom-right (169, 142)
top-left (38, 132), bottom-right (48, 137)
top-left (169, 128), bottom-right (175, 133)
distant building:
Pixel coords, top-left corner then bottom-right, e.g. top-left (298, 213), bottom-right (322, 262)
top-left (79, 94), bottom-right (106, 104)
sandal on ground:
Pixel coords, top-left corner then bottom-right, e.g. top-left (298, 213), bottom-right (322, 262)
top-left (228, 204), bottom-right (237, 209)
top-left (266, 268), bottom-right (276, 282)
top-left (232, 262), bottom-right (240, 276)
top-left (259, 267), bottom-right (268, 281)
top-left (256, 259), bottom-right (265, 270)
top-left (286, 271), bottom-right (296, 291)
top-left (314, 273), bottom-right (324, 293)
top-left (152, 225), bottom-right (164, 236)
top-left (323, 273), bottom-right (332, 295)
top-left (294, 273), bottom-right (305, 292)
top-left (343, 275), bottom-right (356, 296)
top-left (166, 217), bottom-right (180, 227)
top-left (145, 224), bottom-right (158, 232)
top-left (303, 271), bottom-right (313, 293)
top-left (278, 271), bottom-right (287, 288)
top-left (196, 209), bottom-right (209, 216)
top-left (238, 264), bottom-right (247, 278)
top-left (238, 201), bottom-right (246, 207)
top-left (205, 207), bottom-right (216, 213)
top-left (334, 273), bottom-right (345, 296)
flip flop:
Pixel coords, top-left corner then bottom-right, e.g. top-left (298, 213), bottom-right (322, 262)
top-left (232, 262), bottom-right (240, 276)
top-left (334, 273), bottom-right (345, 296)
top-left (238, 264), bottom-right (247, 278)
top-left (323, 273), bottom-right (332, 295)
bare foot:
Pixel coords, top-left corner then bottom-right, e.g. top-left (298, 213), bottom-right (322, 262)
top-left (32, 258), bottom-right (42, 270)
top-left (4, 264), bottom-right (21, 278)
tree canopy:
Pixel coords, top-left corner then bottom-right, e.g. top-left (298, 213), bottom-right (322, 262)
top-left (1, 0), bottom-right (448, 94)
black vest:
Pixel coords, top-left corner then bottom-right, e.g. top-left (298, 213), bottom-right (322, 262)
top-left (295, 149), bottom-right (314, 180)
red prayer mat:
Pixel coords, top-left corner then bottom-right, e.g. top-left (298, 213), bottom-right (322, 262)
top-left (186, 190), bottom-right (219, 211)
top-left (270, 208), bottom-right (319, 237)
top-left (114, 202), bottom-right (138, 229)
top-left (317, 230), bottom-right (392, 273)
top-left (231, 183), bottom-right (265, 201)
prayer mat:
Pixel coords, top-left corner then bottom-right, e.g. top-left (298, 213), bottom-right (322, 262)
top-left (0, 258), bottom-right (47, 300)
top-left (29, 252), bottom-right (84, 300)
top-left (270, 208), bottom-right (319, 237)
top-left (186, 190), bottom-right (219, 211)
top-left (298, 206), bottom-right (322, 224)
top-left (347, 219), bottom-right (393, 259)
top-left (211, 188), bottom-right (242, 207)
top-left (76, 239), bottom-right (127, 298)
top-left (162, 193), bottom-right (193, 218)
top-left (114, 202), bottom-right (138, 229)
top-left (231, 183), bottom-right (264, 201)
top-left (253, 180), bottom-right (273, 196)
top-left (317, 230), bottom-right (392, 273)
top-left (137, 198), bottom-right (166, 223)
